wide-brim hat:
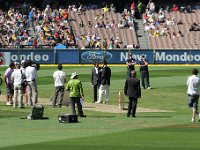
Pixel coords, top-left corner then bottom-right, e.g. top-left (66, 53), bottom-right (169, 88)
top-left (71, 72), bottom-right (78, 79)
top-left (21, 60), bottom-right (25, 64)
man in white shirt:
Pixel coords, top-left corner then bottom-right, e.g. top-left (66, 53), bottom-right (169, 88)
top-left (25, 60), bottom-right (38, 106)
top-left (187, 68), bottom-right (200, 122)
top-left (52, 64), bottom-right (66, 107)
top-left (11, 63), bottom-right (23, 108)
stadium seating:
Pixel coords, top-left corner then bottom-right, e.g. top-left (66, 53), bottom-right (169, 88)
top-left (146, 8), bottom-right (200, 49)
top-left (0, 1), bottom-right (199, 50)
top-left (68, 8), bottom-right (138, 49)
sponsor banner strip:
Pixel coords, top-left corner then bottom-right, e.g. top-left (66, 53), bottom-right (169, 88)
top-left (1, 49), bottom-right (200, 64)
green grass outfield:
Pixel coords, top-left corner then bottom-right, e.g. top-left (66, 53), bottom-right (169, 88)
top-left (0, 65), bottom-right (200, 150)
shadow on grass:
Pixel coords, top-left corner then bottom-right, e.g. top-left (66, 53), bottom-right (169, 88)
top-left (89, 115), bottom-right (115, 118)
top-left (138, 115), bottom-right (171, 118)
top-left (83, 106), bottom-right (95, 108)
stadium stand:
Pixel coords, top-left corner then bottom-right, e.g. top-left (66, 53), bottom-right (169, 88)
top-left (0, 0), bottom-right (199, 50)
top-left (68, 5), bottom-right (139, 49)
top-left (144, 1), bottom-right (200, 49)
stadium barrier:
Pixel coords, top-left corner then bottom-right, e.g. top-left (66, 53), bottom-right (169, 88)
top-left (1, 49), bottom-right (200, 65)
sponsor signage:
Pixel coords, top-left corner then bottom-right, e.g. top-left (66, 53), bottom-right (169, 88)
top-left (1, 49), bottom-right (200, 65)
top-left (155, 50), bottom-right (200, 64)
top-left (80, 50), bottom-right (154, 64)
top-left (0, 50), bottom-right (54, 65)
top-left (80, 50), bottom-right (112, 63)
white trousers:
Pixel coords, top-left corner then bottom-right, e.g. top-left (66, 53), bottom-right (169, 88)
top-left (27, 81), bottom-right (38, 106)
top-left (98, 84), bottom-right (110, 103)
top-left (13, 84), bottom-right (23, 108)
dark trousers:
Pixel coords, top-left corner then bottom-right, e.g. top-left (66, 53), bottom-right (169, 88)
top-left (52, 86), bottom-right (64, 106)
top-left (128, 97), bottom-right (138, 116)
top-left (141, 71), bottom-right (150, 88)
top-left (70, 97), bottom-right (84, 116)
top-left (93, 84), bottom-right (98, 102)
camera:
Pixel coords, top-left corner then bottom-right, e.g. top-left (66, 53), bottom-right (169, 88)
top-left (32, 62), bottom-right (40, 71)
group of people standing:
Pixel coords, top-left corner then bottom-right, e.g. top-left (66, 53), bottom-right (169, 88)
top-left (52, 64), bottom-right (86, 117)
top-left (52, 60), bottom-right (111, 118)
top-left (3, 60), bottom-right (38, 108)
top-left (124, 53), bottom-right (151, 117)
top-left (91, 60), bottom-right (111, 104)
top-left (90, 53), bottom-right (151, 117)
top-left (2, 53), bottom-right (150, 118)
top-left (2, 55), bottom-right (199, 122)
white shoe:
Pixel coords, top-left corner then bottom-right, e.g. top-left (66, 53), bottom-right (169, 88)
top-left (147, 87), bottom-right (151, 90)
top-left (6, 102), bottom-right (12, 106)
top-left (95, 101), bottom-right (102, 104)
top-left (191, 118), bottom-right (195, 122)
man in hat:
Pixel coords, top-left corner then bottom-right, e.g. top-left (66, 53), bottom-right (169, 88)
top-left (66, 72), bottom-right (86, 117)
top-left (52, 64), bottom-right (66, 107)
top-left (126, 53), bottom-right (136, 77)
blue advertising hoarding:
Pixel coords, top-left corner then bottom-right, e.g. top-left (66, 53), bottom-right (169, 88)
top-left (57, 50), bottom-right (79, 64)
top-left (0, 50), bottom-right (54, 65)
top-left (80, 50), bottom-right (154, 64)
top-left (1, 49), bottom-right (200, 65)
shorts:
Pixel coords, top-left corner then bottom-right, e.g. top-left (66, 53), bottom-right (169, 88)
top-left (188, 94), bottom-right (199, 109)
top-left (6, 83), bottom-right (14, 96)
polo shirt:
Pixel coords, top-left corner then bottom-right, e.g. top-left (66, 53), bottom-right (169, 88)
top-left (187, 75), bottom-right (200, 95)
top-left (11, 69), bottom-right (23, 86)
top-left (25, 66), bottom-right (37, 82)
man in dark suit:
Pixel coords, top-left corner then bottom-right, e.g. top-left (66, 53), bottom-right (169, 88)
top-left (91, 62), bottom-right (101, 103)
top-left (96, 60), bottom-right (111, 104)
top-left (124, 70), bottom-right (141, 117)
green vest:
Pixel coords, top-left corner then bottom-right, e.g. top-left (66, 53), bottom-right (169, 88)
top-left (66, 79), bottom-right (84, 98)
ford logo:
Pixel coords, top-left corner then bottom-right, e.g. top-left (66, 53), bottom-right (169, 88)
top-left (81, 51), bottom-right (112, 63)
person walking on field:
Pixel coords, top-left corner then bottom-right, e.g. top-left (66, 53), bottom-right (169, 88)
top-left (52, 64), bottom-right (66, 107)
top-left (66, 72), bottom-right (86, 117)
top-left (187, 68), bottom-right (200, 122)
top-left (124, 70), bottom-right (141, 117)
top-left (139, 54), bottom-right (151, 89)
top-left (91, 62), bottom-right (101, 103)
